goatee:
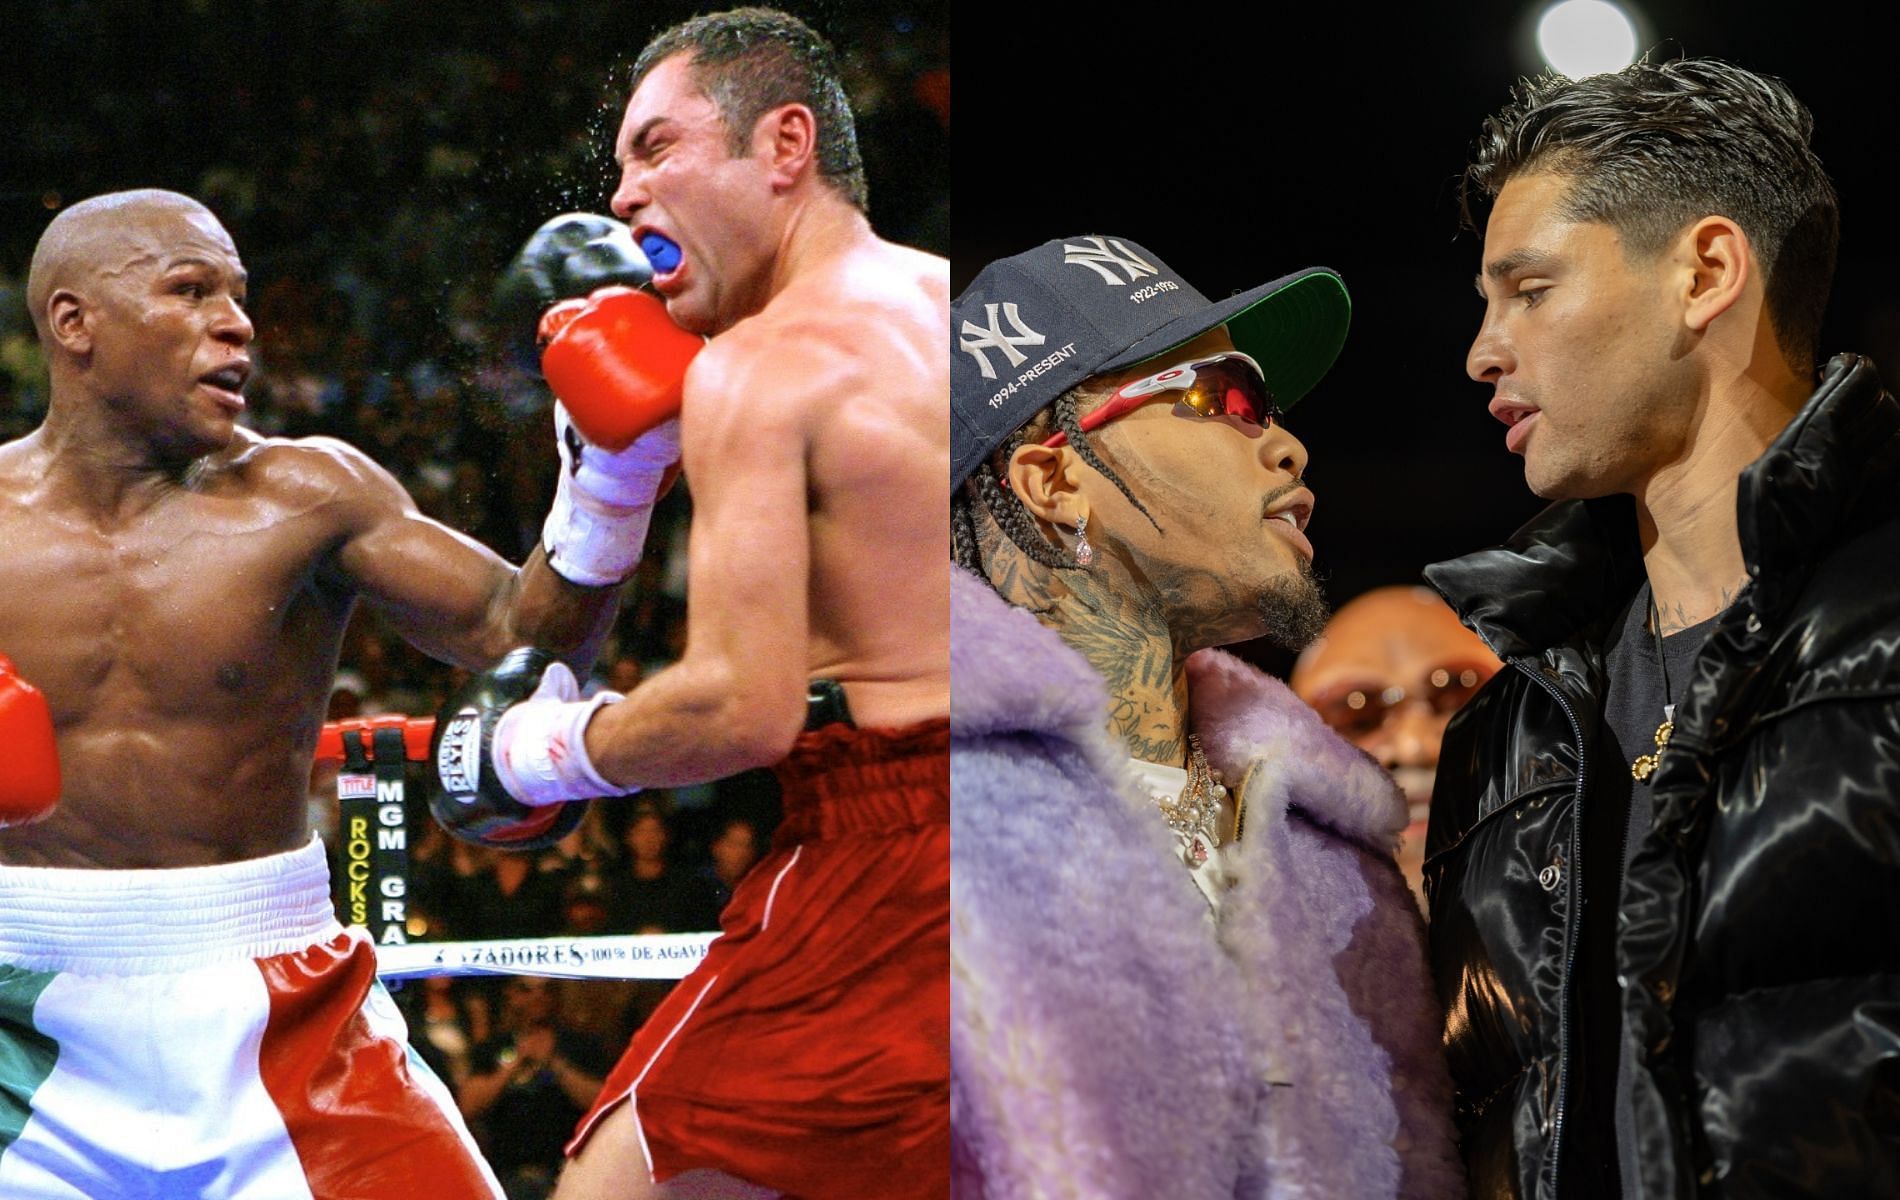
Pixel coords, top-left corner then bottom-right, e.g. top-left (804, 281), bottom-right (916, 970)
top-left (1255, 558), bottom-right (1329, 652)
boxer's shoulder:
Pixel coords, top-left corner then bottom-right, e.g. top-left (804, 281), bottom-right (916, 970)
top-left (681, 242), bottom-right (942, 434)
top-left (214, 432), bottom-right (408, 522)
top-left (0, 435), bottom-right (42, 501)
top-left (784, 238), bottom-right (946, 318)
top-left (874, 239), bottom-right (949, 297)
top-left (685, 316), bottom-right (854, 425)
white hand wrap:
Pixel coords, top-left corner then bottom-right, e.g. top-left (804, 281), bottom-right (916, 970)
top-left (543, 403), bottom-right (683, 587)
top-left (491, 662), bottom-right (640, 807)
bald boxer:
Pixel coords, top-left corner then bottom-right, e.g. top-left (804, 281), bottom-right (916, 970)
top-left (1290, 587), bottom-right (1501, 906)
top-left (0, 189), bottom-right (672, 1197)
top-left (432, 10), bottom-right (948, 1200)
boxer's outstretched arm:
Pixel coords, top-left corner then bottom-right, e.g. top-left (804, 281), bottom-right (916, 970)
top-left (580, 329), bottom-right (819, 786)
top-left (315, 438), bottom-right (622, 671)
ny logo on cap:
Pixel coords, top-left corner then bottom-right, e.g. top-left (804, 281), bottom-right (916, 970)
top-left (959, 302), bottom-right (1046, 380)
top-left (1062, 236), bottom-right (1158, 285)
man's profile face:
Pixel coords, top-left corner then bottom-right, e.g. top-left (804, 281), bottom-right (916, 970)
top-left (1467, 171), bottom-right (1695, 500)
top-left (611, 53), bottom-right (774, 334)
top-left (1061, 326), bottom-right (1324, 651)
top-left (85, 205), bottom-right (253, 456)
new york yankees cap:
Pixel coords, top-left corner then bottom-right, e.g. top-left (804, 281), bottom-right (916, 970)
top-left (952, 235), bottom-right (1350, 489)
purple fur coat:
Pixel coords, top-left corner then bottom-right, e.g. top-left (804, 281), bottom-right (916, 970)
top-left (950, 568), bottom-right (1462, 1199)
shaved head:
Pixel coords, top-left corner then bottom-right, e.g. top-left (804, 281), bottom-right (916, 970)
top-left (25, 189), bottom-right (226, 343)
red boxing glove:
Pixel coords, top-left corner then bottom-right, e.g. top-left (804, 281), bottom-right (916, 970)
top-left (538, 286), bottom-right (703, 451)
top-left (0, 654), bottom-right (60, 828)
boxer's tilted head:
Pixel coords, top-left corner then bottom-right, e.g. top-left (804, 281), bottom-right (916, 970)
top-left (612, 8), bottom-right (865, 334)
top-left (952, 237), bottom-right (1350, 657)
top-left (28, 189), bottom-right (253, 459)
top-left (1463, 60), bottom-right (1837, 500)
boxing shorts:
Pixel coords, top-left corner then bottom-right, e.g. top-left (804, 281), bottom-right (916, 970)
top-left (0, 835), bottom-right (502, 1198)
top-left (568, 716), bottom-right (949, 1200)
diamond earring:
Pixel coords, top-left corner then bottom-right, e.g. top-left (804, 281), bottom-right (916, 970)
top-left (1073, 514), bottom-right (1094, 567)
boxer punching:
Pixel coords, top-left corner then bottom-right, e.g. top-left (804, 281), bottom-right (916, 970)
top-left (427, 10), bottom-right (949, 1200)
top-left (0, 188), bottom-right (676, 1198)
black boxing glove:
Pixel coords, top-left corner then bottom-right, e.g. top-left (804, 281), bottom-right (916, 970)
top-left (494, 213), bottom-right (654, 323)
top-left (429, 647), bottom-right (631, 850)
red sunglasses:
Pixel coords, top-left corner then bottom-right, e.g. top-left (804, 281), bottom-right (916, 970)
top-left (1042, 350), bottom-right (1282, 448)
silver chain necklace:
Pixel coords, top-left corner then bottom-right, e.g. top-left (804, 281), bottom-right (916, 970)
top-left (1154, 735), bottom-right (1230, 865)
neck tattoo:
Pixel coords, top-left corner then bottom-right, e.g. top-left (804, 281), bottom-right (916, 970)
top-left (1631, 583), bottom-right (1676, 783)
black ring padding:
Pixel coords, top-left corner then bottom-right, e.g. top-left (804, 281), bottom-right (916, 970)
top-left (372, 726), bottom-right (407, 773)
top-left (342, 728), bottom-right (370, 772)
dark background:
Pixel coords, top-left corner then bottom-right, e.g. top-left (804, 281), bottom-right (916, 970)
top-left (953, 1), bottom-right (1900, 666)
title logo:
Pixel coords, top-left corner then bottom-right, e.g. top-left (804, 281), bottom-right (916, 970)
top-left (959, 302), bottom-right (1047, 380)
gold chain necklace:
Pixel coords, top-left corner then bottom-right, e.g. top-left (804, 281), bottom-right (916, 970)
top-left (1631, 586), bottom-right (1676, 783)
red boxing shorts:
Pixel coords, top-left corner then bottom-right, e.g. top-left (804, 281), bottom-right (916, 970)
top-left (568, 719), bottom-right (949, 1200)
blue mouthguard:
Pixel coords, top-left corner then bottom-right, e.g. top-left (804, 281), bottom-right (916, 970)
top-left (639, 232), bottom-right (682, 274)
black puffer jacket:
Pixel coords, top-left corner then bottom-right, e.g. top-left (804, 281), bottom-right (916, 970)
top-left (1422, 355), bottom-right (1900, 1198)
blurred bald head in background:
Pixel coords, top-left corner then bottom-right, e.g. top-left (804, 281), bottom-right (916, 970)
top-left (1291, 586), bottom-right (1500, 905)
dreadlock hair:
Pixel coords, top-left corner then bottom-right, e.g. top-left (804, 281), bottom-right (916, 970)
top-left (951, 384), bottom-right (1160, 593)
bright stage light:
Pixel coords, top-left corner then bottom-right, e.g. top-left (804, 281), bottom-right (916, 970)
top-left (1536, 0), bottom-right (1639, 77)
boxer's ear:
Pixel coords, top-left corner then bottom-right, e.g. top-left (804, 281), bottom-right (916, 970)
top-left (757, 103), bottom-right (817, 193)
top-left (47, 290), bottom-right (92, 355)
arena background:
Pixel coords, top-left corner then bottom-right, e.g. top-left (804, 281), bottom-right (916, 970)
top-left (954, 0), bottom-right (1900, 672)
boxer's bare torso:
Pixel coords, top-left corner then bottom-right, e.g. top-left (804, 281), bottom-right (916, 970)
top-left (580, 230), bottom-right (947, 787)
top-left (0, 429), bottom-right (600, 869)
top-left (1, 192), bottom-right (623, 871)
top-left (750, 239), bottom-right (948, 726)
top-left (0, 434), bottom-right (364, 867)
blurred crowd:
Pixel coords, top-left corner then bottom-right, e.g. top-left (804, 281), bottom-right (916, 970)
top-left (3, 4), bottom-right (944, 1194)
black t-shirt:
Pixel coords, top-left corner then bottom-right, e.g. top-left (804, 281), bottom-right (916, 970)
top-left (1598, 583), bottom-right (1720, 1198)
top-left (1602, 585), bottom-right (1719, 846)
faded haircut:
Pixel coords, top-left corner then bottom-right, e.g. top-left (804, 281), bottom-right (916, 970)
top-left (1463, 57), bottom-right (1838, 369)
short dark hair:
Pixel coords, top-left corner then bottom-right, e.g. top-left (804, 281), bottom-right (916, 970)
top-left (632, 7), bottom-right (869, 213)
top-left (1463, 57), bottom-right (1838, 368)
